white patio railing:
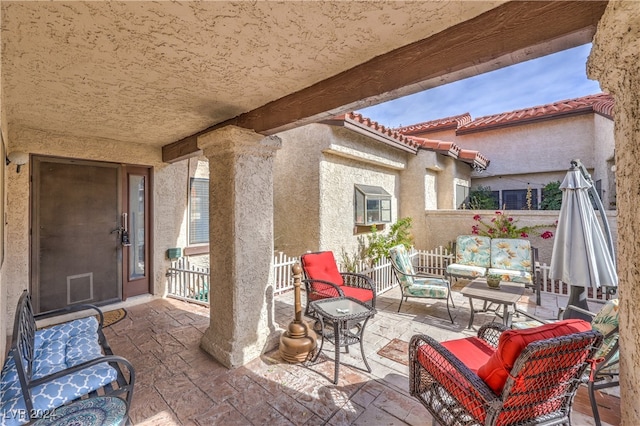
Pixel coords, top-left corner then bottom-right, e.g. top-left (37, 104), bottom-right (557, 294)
top-left (166, 246), bottom-right (447, 304)
top-left (166, 246), bottom-right (612, 305)
top-left (165, 257), bottom-right (209, 306)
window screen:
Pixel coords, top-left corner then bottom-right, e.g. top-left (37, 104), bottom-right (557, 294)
top-left (189, 178), bottom-right (209, 244)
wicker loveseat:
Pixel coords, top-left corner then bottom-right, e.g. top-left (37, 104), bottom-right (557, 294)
top-left (446, 235), bottom-right (541, 304)
top-left (409, 319), bottom-right (602, 426)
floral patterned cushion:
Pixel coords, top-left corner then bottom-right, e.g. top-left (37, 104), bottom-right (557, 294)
top-left (404, 278), bottom-right (449, 299)
top-left (0, 317), bottom-right (118, 426)
top-left (487, 268), bottom-right (532, 284)
top-left (591, 299), bottom-right (619, 370)
top-left (389, 245), bottom-right (416, 287)
top-left (389, 245), bottom-right (449, 299)
top-left (446, 263), bottom-right (487, 278)
top-left (454, 235), bottom-right (491, 267)
top-left (490, 238), bottom-right (532, 272)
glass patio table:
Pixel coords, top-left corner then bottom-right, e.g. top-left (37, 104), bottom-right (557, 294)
top-left (309, 296), bottom-right (376, 384)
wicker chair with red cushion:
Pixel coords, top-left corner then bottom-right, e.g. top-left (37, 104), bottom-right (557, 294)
top-left (300, 251), bottom-right (376, 318)
top-left (409, 319), bottom-right (603, 426)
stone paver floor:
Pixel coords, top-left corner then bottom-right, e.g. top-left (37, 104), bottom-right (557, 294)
top-left (102, 285), bottom-right (618, 425)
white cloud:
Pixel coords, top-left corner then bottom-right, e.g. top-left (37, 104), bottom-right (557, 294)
top-left (359, 44), bottom-right (602, 128)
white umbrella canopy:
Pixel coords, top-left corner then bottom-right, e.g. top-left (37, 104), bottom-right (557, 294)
top-left (550, 168), bottom-right (618, 319)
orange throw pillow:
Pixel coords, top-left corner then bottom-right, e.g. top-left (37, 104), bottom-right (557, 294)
top-left (477, 319), bottom-right (591, 394)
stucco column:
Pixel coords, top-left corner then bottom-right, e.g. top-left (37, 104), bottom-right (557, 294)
top-left (587, 2), bottom-right (640, 424)
top-left (197, 125), bottom-right (282, 368)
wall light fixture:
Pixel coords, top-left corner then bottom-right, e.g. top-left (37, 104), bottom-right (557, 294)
top-left (6, 151), bottom-right (28, 173)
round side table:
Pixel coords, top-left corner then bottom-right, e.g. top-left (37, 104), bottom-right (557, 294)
top-left (31, 396), bottom-right (127, 426)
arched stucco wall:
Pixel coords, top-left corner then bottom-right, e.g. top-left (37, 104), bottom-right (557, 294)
top-left (3, 127), bottom-right (190, 331)
top-left (588, 2), bottom-right (640, 423)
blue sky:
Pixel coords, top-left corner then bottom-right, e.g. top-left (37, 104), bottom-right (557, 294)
top-left (359, 44), bottom-right (602, 129)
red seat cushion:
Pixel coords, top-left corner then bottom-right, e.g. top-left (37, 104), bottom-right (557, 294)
top-left (301, 252), bottom-right (344, 286)
top-left (441, 337), bottom-right (495, 373)
top-left (477, 319), bottom-right (592, 394)
top-left (417, 338), bottom-right (493, 423)
top-left (341, 285), bottom-right (374, 304)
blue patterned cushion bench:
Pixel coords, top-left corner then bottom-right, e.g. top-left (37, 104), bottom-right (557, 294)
top-left (0, 291), bottom-right (135, 425)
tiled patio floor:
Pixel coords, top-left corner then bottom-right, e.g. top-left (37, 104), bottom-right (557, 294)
top-left (102, 285), bottom-right (619, 425)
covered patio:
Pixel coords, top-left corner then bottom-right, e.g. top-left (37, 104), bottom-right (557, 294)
top-left (106, 286), bottom-right (618, 425)
top-left (2, 2), bottom-right (639, 424)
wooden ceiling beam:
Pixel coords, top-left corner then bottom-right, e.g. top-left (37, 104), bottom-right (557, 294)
top-left (163, 1), bottom-right (607, 163)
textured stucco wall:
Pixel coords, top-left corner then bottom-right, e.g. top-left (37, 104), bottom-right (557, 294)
top-left (319, 154), bottom-right (400, 257)
top-left (593, 114), bottom-right (616, 208)
top-left (400, 149), bottom-right (447, 248)
top-left (464, 116), bottom-right (609, 204)
top-left (588, 2), bottom-right (640, 423)
top-left (3, 127), bottom-right (189, 332)
top-left (273, 125), bottom-right (325, 255)
top-left (464, 116), bottom-right (596, 176)
top-left (275, 124), bottom-right (407, 257)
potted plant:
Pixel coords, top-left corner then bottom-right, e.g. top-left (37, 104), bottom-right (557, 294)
top-left (486, 273), bottom-right (502, 289)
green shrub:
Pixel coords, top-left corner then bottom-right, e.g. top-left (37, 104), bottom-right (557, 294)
top-left (469, 186), bottom-right (499, 210)
top-left (541, 181), bottom-right (562, 210)
top-left (364, 217), bottom-right (414, 265)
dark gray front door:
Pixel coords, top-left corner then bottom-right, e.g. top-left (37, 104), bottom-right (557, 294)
top-left (31, 157), bottom-right (121, 313)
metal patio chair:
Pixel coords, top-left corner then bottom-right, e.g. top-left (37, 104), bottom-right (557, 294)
top-left (388, 244), bottom-right (454, 323)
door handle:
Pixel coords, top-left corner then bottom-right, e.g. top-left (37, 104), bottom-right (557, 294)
top-left (121, 213), bottom-right (131, 246)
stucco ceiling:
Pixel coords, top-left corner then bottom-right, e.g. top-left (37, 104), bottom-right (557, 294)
top-left (1, 1), bottom-right (506, 148)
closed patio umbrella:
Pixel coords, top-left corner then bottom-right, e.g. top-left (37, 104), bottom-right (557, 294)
top-left (549, 160), bottom-right (618, 320)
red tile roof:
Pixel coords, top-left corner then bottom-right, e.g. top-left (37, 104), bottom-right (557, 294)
top-left (395, 113), bottom-right (472, 136)
top-left (323, 112), bottom-right (489, 170)
top-left (410, 137), bottom-right (489, 169)
top-left (456, 93), bottom-right (614, 134)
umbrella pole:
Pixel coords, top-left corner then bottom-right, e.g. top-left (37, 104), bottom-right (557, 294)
top-left (571, 159), bottom-right (615, 265)
top-left (562, 285), bottom-right (593, 321)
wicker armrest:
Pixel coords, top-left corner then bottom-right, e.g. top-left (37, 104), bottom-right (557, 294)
top-left (302, 279), bottom-right (345, 299)
top-left (477, 323), bottom-right (508, 348)
top-left (340, 272), bottom-right (375, 291)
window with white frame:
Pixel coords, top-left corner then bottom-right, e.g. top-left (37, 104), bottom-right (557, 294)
top-left (354, 184), bottom-right (392, 226)
top-left (189, 178), bottom-right (209, 244)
